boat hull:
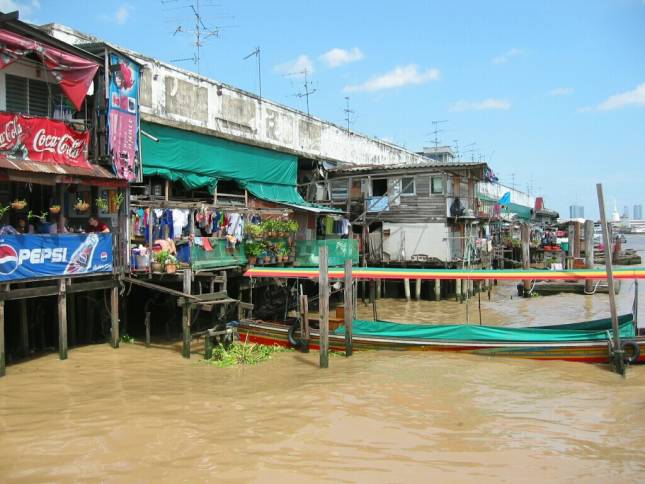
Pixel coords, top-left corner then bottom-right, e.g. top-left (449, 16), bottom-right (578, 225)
top-left (237, 320), bottom-right (645, 364)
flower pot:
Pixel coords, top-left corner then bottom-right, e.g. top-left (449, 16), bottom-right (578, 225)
top-left (49, 206), bottom-right (61, 214)
top-left (11, 201), bottom-right (27, 210)
top-left (263, 256), bottom-right (271, 264)
top-left (165, 263), bottom-right (177, 274)
top-left (151, 262), bottom-right (163, 272)
top-left (248, 255), bottom-right (257, 266)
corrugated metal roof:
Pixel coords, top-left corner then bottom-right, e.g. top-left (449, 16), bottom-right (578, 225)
top-left (331, 161), bottom-right (488, 174)
top-left (0, 157), bottom-right (118, 180)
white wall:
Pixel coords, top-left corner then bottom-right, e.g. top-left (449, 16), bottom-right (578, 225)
top-left (382, 222), bottom-right (449, 262)
top-left (43, 23), bottom-right (429, 166)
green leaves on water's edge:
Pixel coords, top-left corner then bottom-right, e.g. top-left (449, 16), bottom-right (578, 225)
top-left (202, 342), bottom-right (292, 368)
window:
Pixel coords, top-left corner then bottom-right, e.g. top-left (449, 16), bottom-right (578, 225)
top-left (431, 176), bottom-right (443, 194)
top-left (5, 74), bottom-right (65, 117)
top-left (371, 178), bottom-right (388, 196)
top-left (400, 176), bottom-right (415, 196)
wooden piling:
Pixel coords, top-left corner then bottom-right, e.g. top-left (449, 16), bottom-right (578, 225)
top-left (404, 278), bottom-right (411, 301)
top-left (182, 268), bottom-right (192, 359)
top-left (521, 223), bottom-right (530, 296)
top-left (58, 279), bottom-right (68, 360)
top-left (597, 183), bottom-right (624, 375)
top-left (455, 278), bottom-right (462, 301)
top-left (434, 278), bottom-right (441, 301)
top-left (19, 298), bottom-right (29, 356)
top-left (584, 220), bottom-right (595, 293)
top-left (301, 294), bottom-right (310, 353)
top-left (375, 279), bottom-right (382, 299)
top-left (567, 222), bottom-right (575, 269)
top-left (415, 279), bottom-right (421, 300)
top-left (344, 258), bottom-right (353, 357)
top-left (204, 333), bottom-right (213, 359)
top-left (0, 300), bottom-right (5, 377)
top-left (319, 246), bottom-right (329, 369)
top-left (145, 312), bottom-right (151, 347)
top-left (110, 286), bottom-right (119, 349)
top-left (68, 293), bottom-right (76, 347)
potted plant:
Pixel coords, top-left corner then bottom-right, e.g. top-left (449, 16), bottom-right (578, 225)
top-left (274, 241), bottom-right (287, 262)
top-left (165, 254), bottom-right (178, 273)
top-left (263, 250), bottom-right (271, 264)
top-left (0, 204), bottom-right (10, 221)
top-left (245, 223), bottom-right (264, 240)
top-left (263, 219), bottom-right (277, 238)
top-left (287, 220), bottom-right (299, 234)
top-left (152, 250), bottom-right (168, 272)
top-left (96, 196), bottom-right (109, 211)
top-left (11, 199), bottom-right (27, 210)
top-left (74, 198), bottom-right (90, 212)
top-left (49, 204), bottom-right (61, 214)
top-left (246, 240), bottom-right (263, 266)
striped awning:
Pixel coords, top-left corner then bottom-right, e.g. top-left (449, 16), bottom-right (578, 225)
top-left (244, 266), bottom-right (645, 281)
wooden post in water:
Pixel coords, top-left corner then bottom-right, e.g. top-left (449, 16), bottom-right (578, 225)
top-left (344, 258), bottom-right (353, 357)
top-left (68, 293), bottom-right (76, 347)
top-left (521, 223), bottom-right (530, 297)
top-left (455, 278), bottom-right (462, 302)
top-left (567, 222), bottom-right (575, 269)
top-left (415, 279), bottom-right (421, 300)
top-left (584, 220), bottom-right (595, 293)
top-left (597, 183), bottom-right (624, 375)
top-left (302, 294), bottom-right (310, 353)
top-left (58, 279), bottom-right (68, 360)
top-left (144, 311), bottom-right (151, 347)
top-left (403, 278), bottom-right (411, 301)
top-left (19, 298), bottom-right (29, 356)
top-left (110, 285), bottom-right (119, 349)
top-left (434, 279), bottom-right (441, 301)
top-left (182, 268), bottom-right (192, 359)
top-left (319, 245), bottom-right (329, 369)
top-left (0, 300), bottom-right (5, 377)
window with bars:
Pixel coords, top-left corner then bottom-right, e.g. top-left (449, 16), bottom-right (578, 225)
top-left (5, 74), bottom-right (67, 117)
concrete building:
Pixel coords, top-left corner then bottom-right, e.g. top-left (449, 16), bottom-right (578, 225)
top-left (634, 204), bottom-right (643, 220)
top-left (418, 146), bottom-right (455, 164)
top-left (569, 205), bottom-right (584, 219)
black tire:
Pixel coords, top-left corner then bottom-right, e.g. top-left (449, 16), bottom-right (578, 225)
top-left (287, 320), bottom-right (303, 349)
top-left (621, 340), bottom-right (640, 364)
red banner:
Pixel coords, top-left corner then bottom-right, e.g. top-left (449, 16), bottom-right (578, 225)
top-left (0, 112), bottom-right (91, 169)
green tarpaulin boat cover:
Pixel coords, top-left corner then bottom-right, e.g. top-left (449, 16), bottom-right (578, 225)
top-left (334, 315), bottom-right (635, 342)
top-left (141, 121), bottom-right (311, 207)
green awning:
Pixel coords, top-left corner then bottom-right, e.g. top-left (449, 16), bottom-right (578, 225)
top-left (141, 121), bottom-right (308, 206)
top-left (478, 194), bottom-right (533, 221)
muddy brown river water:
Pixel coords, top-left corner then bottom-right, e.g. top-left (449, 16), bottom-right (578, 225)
top-left (1, 237), bottom-right (644, 482)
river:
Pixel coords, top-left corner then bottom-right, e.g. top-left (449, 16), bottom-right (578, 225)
top-left (1, 236), bottom-right (644, 482)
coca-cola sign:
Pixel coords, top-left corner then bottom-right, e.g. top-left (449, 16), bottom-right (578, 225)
top-left (0, 112), bottom-right (91, 169)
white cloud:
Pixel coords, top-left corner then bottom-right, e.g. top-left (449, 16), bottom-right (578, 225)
top-left (343, 65), bottom-right (440, 93)
top-left (274, 55), bottom-right (314, 77)
top-left (115, 4), bottom-right (132, 25)
top-left (319, 47), bottom-right (364, 68)
top-left (549, 87), bottom-right (574, 96)
top-left (492, 48), bottom-right (524, 65)
top-left (450, 98), bottom-right (511, 112)
top-left (595, 83), bottom-right (645, 110)
top-left (0, 0), bottom-right (40, 18)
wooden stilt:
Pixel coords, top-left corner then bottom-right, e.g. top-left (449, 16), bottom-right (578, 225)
top-left (567, 222), bottom-right (575, 270)
top-left (584, 220), bottom-right (595, 293)
top-left (319, 246), bottom-right (329, 369)
top-left (58, 279), bottom-right (68, 360)
top-left (404, 278), bottom-right (411, 301)
top-left (415, 278), bottom-right (421, 300)
top-left (455, 278), bottom-right (462, 301)
top-left (145, 312), bottom-right (151, 347)
top-left (597, 183), bottom-right (624, 375)
top-left (344, 258), bottom-right (353, 357)
top-left (521, 223), bottom-right (530, 296)
top-left (182, 268), bottom-right (192, 359)
top-left (19, 298), bottom-right (29, 356)
top-left (375, 279), bottom-right (382, 299)
top-left (68, 293), bottom-right (76, 347)
top-left (434, 278), bottom-right (441, 301)
top-left (0, 300), bottom-right (5, 377)
top-left (110, 286), bottom-right (119, 349)
top-left (302, 294), bottom-right (310, 353)
top-left (204, 333), bottom-right (213, 359)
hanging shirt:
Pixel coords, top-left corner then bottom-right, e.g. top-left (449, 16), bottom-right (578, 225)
top-left (172, 209), bottom-right (190, 239)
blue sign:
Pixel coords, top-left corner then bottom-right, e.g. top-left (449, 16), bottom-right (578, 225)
top-left (0, 234), bottom-right (113, 282)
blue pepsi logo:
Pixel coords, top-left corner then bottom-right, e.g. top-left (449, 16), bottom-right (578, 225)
top-left (0, 244), bottom-right (18, 275)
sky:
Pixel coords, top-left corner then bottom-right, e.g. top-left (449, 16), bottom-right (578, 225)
top-left (6, 0), bottom-right (645, 219)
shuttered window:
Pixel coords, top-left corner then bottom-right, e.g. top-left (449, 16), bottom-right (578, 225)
top-left (5, 74), bottom-right (65, 117)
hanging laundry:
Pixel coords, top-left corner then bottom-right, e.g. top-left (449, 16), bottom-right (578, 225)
top-left (172, 209), bottom-right (190, 238)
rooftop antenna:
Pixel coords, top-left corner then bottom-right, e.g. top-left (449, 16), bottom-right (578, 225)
top-left (168, 0), bottom-right (219, 74)
top-left (430, 120), bottom-right (448, 149)
top-left (243, 46), bottom-right (262, 101)
top-left (463, 142), bottom-right (476, 162)
top-left (344, 96), bottom-right (355, 131)
top-left (453, 139), bottom-right (460, 160)
top-left (292, 68), bottom-right (316, 116)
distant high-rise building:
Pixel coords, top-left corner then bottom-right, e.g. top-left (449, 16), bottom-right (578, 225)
top-left (569, 204), bottom-right (584, 219)
top-left (634, 204), bottom-right (643, 220)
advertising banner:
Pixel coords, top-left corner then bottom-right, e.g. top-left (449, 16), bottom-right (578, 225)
top-left (0, 112), bottom-right (91, 168)
top-left (0, 233), bottom-right (113, 282)
top-left (107, 52), bottom-right (140, 182)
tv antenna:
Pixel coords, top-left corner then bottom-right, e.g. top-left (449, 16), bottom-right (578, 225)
top-left (453, 139), bottom-right (460, 159)
top-left (430, 120), bottom-right (448, 149)
top-left (343, 96), bottom-right (355, 131)
top-left (168, 0), bottom-right (219, 74)
top-left (463, 142), bottom-right (477, 161)
top-left (243, 46), bottom-right (262, 101)
top-left (291, 68), bottom-right (316, 116)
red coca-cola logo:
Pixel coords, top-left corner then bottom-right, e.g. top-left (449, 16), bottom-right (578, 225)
top-left (0, 117), bottom-right (22, 149)
top-left (32, 128), bottom-right (86, 159)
